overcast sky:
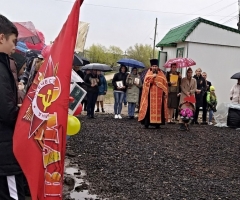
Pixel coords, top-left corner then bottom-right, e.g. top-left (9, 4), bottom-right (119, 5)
top-left (2, 0), bottom-right (239, 50)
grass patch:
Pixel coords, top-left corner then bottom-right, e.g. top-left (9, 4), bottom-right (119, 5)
top-left (107, 80), bottom-right (113, 89)
top-left (105, 87), bottom-right (114, 104)
top-left (105, 80), bottom-right (114, 104)
top-left (104, 71), bottom-right (115, 75)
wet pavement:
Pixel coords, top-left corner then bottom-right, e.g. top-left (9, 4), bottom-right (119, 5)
top-left (65, 166), bottom-right (99, 200)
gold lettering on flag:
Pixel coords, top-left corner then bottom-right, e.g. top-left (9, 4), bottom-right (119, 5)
top-left (43, 144), bottom-right (60, 168)
top-left (44, 113), bottom-right (59, 144)
top-left (45, 172), bottom-right (61, 196)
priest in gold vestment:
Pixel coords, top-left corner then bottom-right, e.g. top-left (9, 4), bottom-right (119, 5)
top-left (138, 59), bottom-right (168, 129)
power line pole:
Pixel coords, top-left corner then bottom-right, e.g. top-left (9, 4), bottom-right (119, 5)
top-left (153, 18), bottom-right (157, 58)
top-left (238, 0), bottom-right (240, 30)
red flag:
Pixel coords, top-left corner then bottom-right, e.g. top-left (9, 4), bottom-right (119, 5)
top-left (13, 0), bottom-right (83, 199)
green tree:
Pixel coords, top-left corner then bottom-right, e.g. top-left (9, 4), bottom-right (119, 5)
top-left (85, 44), bottom-right (123, 66)
top-left (86, 44), bottom-right (107, 63)
top-left (106, 46), bottom-right (123, 67)
top-left (126, 44), bottom-right (157, 67)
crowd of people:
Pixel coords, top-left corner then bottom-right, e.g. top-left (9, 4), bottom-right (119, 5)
top-left (0, 13), bottom-right (240, 199)
top-left (93, 59), bottom-right (238, 131)
top-left (74, 57), bottom-right (240, 132)
top-left (105, 60), bottom-right (218, 130)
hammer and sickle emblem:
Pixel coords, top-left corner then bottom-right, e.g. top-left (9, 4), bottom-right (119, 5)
top-left (38, 89), bottom-right (52, 111)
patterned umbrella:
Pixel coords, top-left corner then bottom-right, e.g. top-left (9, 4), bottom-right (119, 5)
top-left (13, 21), bottom-right (41, 44)
top-left (164, 58), bottom-right (196, 68)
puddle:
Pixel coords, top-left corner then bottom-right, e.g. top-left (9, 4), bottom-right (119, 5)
top-left (65, 167), bottom-right (99, 200)
top-left (71, 190), bottom-right (98, 200)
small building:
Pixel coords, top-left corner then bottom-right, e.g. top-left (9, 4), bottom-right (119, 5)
top-left (156, 17), bottom-right (240, 104)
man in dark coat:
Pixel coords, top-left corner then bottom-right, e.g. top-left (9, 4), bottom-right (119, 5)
top-left (201, 72), bottom-right (212, 125)
top-left (84, 69), bottom-right (102, 118)
top-left (0, 14), bottom-right (25, 199)
top-left (192, 68), bottom-right (206, 124)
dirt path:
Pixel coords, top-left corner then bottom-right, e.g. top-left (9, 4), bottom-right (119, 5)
top-left (104, 73), bottom-right (114, 81)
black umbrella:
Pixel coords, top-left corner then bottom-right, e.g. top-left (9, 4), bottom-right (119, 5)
top-left (73, 52), bottom-right (83, 66)
top-left (81, 57), bottom-right (90, 66)
top-left (231, 72), bottom-right (240, 79)
top-left (81, 63), bottom-right (112, 72)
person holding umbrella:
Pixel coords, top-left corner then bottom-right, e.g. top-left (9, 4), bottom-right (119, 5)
top-left (112, 64), bottom-right (128, 119)
top-left (82, 69), bottom-right (91, 111)
top-left (166, 63), bottom-right (181, 124)
top-left (95, 71), bottom-right (107, 113)
top-left (230, 77), bottom-right (240, 104)
top-left (84, 69), bottom-right (102, 118)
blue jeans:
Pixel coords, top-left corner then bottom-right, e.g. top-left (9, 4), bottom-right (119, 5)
top-left (114, 91), bottom-right (125, 114)
top-left (209, 109), bottom-right (213, 122)
top-left (128, 102), bottom-right (136, 117)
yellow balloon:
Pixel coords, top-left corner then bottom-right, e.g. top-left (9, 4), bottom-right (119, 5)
top-left (67, 115), bottom-right (81, 136)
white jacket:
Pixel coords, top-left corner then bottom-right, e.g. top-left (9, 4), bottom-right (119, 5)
top-left (230, 84), bottom-right (240, 104)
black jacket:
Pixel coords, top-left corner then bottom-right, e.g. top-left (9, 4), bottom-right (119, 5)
top-left (76, 69), bottom-right (84, 80)
top-left (0, 53), bottom-right (21, 176)
top-left (193, 75), bottom-right (206, 107)
top-left (206, 80), bottom-right (212, 92)
top-left (112, 66), bottom-right (128, 92)
top-left (203, 80), bottom-right (212, 105)
top-left (84, 73), bottom-right (101, 93)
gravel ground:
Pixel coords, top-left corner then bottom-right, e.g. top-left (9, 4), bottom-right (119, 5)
top-left (67, 114), bottom-right (240, 200)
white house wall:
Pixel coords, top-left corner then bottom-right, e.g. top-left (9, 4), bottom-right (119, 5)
top-left (187, 42), bottom-right (240, 104)
top-left (162, 46), bottom-right (176, 60)
top-left (185, 23), bottom-right (240, 47)
top-left (176, 43), bottom-right (188, 75)
top-left (160, 47), bottom-right (176, 72)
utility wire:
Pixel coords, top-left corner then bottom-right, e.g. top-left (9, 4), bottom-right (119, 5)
top-left (218, 11), bottom-right (238, 21)
top-left (222, 15), bottom-right (238, 24)
top-left (52, 0), bottom-right (237, 17)
top-left (142, 27), bottom-right (155, 44)
top-left (176, 0), bottom-right (228, 19)
top-left (191, 0), bottom-right (227, 13)
top-left (204, 1), bottom-right (236, 16)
